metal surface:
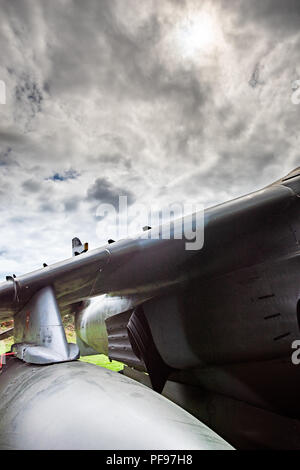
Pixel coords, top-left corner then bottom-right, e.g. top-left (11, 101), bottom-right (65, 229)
top-left (124, 366), bottom-right (300, 450)
top-left (75, 294), bottom-right (151, 357)
top-left (0, 359), bottom-right (233, 450)
top-left (13, 286), bottom-right (79, 364)
top-left (106, 309), bottom-right (145, 369)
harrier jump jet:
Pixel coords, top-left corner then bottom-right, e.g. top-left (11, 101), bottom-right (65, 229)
top-left (1, 168), bottom-right (300, 449)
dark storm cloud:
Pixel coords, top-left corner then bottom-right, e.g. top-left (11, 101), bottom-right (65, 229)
top-left (87, 177), bottom-right (135, 206)
top-left (44, 0), bottom-right (210, 121)
top-left (0, 0), bottom-right (299, 275)
top-left (106, 25), bottom-right (208, 110)
top-left (1, 1), bottom-right (298, 186)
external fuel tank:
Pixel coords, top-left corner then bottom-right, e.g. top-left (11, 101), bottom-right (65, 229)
top-left (0, 358), bottom-right (232, 450)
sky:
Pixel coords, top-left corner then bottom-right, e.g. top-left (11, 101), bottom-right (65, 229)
top-left (0, 0), bottom-right (300, 279)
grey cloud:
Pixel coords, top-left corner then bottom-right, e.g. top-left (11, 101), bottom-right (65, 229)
top-left (22, 179), bottom-right (41, 193)
top-left (64, 197), bottom-right (80, 212)
top-left (0, 0), bottom-right (299, 275)
top-left (0, 129), bottom-right (28, 145)
top-left (9, 216), bottom-right (30, 224)
top-left (96, 153), bottom-right (132, 170)
top-left (15, 76), bottom-right (43, 115)
top-left (0, 147), bottom-right (13, 167)
top-left (233, 0), bottom-right (300, 35)
top-left (45, 1), bottom-right (210, 118)
top-left (249, 64), bottom-right (265, 89)
top-left (87, 177), bottom-right (136, 206)
top-left (39, 202), bottom-right (56, 213)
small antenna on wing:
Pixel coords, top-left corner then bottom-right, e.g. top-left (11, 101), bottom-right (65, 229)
top-left (72, 237), bottom-right (89, 256)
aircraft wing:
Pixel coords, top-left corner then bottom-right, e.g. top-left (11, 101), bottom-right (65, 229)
top-left (0, 168), bottom-right (298, 322)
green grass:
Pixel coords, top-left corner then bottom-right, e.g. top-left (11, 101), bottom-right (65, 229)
top-left (0, 331), bottom-right (124, 372)
top-left (66, 329), bottom-right (124, 371)
top-left (80, 354), bottom-right (123, 371)
top-left (0, 337), bottom-right (13, 354)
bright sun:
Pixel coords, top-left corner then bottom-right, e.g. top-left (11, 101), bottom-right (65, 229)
top-left (175, 12), bottom-right (219, 59)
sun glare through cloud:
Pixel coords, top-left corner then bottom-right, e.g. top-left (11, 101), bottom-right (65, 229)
top-left (0, 0), bottom-right (298, 279)
top-left (174, 11), bottom-right (221, 59)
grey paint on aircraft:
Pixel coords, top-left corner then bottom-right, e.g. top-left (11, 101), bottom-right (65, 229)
top-left (0, 359), bottom-right (233, 450)
top-left (13, 286), bottom-right (79, 364)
